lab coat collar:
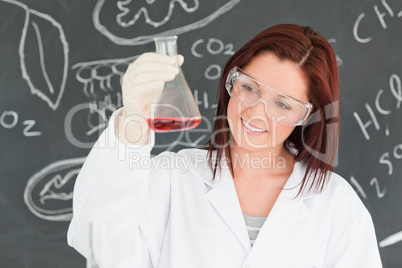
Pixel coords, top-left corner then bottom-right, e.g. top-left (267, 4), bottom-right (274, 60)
top-left (243, 161), bottom-right (310, 264)
top-left (205, 166), bottom-right (252, 252)
top-left (195, 149), bottom-right (322, 262)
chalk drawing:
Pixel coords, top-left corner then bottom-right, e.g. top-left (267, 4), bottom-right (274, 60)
top-left (72, 55), bottom-right (138, 138)
top-left (24, 157), bottom-right (85, 221)
top-left (72, 55), bottom-right (205, 150)
top-left (1, 0), bottom-right (69, 110)
top-left (93, 0), bottom-right (241, 45)
top-left (117, 0), bottom-right (199, 28)
top-left (73, 56), bottom-right (137, 99)
top-left (379, 230), bottom-right (402, 247)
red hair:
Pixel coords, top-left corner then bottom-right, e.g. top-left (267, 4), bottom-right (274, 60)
top-left (198, 24), bottom-right (340, 197)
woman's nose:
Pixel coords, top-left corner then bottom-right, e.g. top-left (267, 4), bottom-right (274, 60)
top-left (245, 101), bottom-right (270, 128)
top-left (249, 100), bottom-right (268, 116)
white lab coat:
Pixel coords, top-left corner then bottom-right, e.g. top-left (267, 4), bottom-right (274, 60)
top-left (67, 109), bottom-right (383, 268)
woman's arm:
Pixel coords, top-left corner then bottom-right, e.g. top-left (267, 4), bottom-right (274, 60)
top-left (324, 208), bottom-right (383, 267)
top-left (67, 108), bottom-right (171, 267)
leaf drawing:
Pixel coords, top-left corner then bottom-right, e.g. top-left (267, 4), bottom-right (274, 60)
top-left (1, 0), bottom-right (69, 110)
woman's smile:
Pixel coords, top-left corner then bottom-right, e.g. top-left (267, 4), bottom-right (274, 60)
top-left (241, 117), bottom-right (268, 135)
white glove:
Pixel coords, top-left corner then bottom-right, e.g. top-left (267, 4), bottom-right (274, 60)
top-left (117, 52), bottom-right (184, 145)
top-left (122, 52), bottom-right (184, 119)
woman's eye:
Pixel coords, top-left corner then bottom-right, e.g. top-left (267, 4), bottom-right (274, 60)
top-left (275, 101), bottom-right (291, 111)
top-left (241, 84), bottom-right (259, 94)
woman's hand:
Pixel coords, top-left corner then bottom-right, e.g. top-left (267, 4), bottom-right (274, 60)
top-left (122, 52), bottom-right (184, 118)
top-left (116, 52), bottom-right (184, 145)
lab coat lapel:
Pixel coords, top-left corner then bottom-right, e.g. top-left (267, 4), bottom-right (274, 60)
top-left (244, 162), bottom-right (311, 264)
top-left (205, 168), bottom-right (252, 252)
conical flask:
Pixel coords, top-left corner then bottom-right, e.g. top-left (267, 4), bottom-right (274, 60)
top-left (148, 35), bottom-right (201, 132)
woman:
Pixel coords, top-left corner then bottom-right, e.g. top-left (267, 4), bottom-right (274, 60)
top-left (68, 24), bottom-right (382, 267)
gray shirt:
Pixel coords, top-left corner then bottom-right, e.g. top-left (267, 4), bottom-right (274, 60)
top-left (243, 214), bottom-right (267, 247)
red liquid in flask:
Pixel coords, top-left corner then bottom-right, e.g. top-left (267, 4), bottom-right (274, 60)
top-left (147, 117), bottom-right (201, 132)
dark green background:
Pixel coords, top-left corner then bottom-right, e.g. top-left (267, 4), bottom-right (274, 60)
top-left (1, 0), bottom-right (401, 267)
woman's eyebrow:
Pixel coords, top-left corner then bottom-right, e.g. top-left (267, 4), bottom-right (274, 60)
top-left (255, 80), bottom-right (288, 98)
top-left (275, 94), bottom-right (287, 98)
top-left (249, 77), bottom-right (261, 89)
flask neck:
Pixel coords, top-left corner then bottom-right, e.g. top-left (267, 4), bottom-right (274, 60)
top-left (154, 36), bottom-right (178, 57)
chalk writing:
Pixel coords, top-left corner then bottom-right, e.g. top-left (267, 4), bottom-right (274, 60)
top-left (378, 144), bottom-right (402, 175)
top-left (194, 89), bottom-right (218, 110)
top-left (191, 37), bottom-right (235, 80)
top-left (1, 0), bottom-right (69, 110)
top-left (0, 110), bottom-right (18, 129)
top-left (350, 70), bottom-right (402, 244)
top-left (191, 38), bottom-right (235, 58)
top-left (22, 120), bottom-right (42, 137)
top-left (379, 152), bottom-right (393, 175)
top-left (370, 177), bottom-right (387, 198)
top-left (24, 157), bottom-right (85, 221)
top-left (0, 110), bottom-right (42, 137)
top-left (353, 74), bottom-right (402, 141)
top-left (204, 64), bottom-right (221, 80)
top-left (93, 0), bottom-right (241, 45)
top-left (350, 140), bottom-right (402, 202)
top-left (353, 0), bottom-right (402, 43)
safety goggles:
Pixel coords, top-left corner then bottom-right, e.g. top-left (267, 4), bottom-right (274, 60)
top-left (225, 66), bottom-right (313, 126)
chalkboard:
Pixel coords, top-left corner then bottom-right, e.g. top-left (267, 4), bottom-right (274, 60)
top-left (1, 0), bottom-right (401, 267)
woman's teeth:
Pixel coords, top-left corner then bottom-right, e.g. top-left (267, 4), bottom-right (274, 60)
top-left (242, 118), bottom-right (267, 132)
